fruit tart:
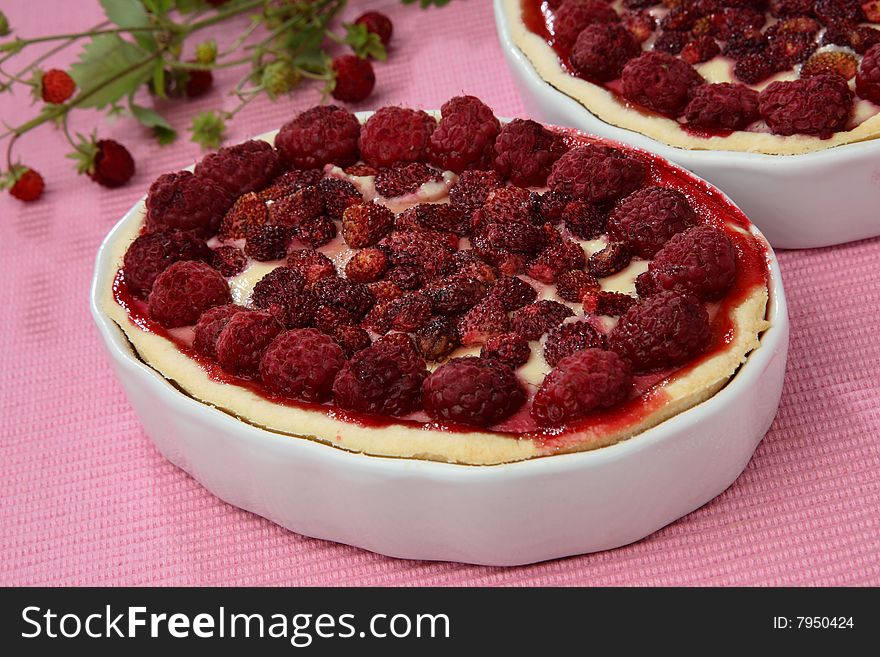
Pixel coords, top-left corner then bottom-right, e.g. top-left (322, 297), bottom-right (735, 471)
top-left (99, 97), bottom-right (771, 465)
top-left (502, 0), bottom-right (880, 154)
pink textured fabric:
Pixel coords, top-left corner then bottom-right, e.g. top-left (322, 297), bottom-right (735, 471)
top-left (1, 0), bottom-right (879, 587)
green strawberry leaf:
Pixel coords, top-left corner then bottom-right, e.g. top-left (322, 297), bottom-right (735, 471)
top-left (130, 102), bottom-right (177, 145)
top-left (342, 23), bottom-right (387, 61)
top-left (99, 0), bottom-right (157, 51)
top-left (69, 35), bottom-right (154, 109)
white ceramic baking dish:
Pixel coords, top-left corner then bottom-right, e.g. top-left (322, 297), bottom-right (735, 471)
top-left (494, 0), bottom-right (880, 249)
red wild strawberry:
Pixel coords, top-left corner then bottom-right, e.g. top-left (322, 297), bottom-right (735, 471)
top-left (532, 190), bottom-right (571, 224)
top-left (345, 248), bottom-right (390, 283)
top-left (331, 55), bottom-right (375, 103)
top-left (355, 11), bottom-right (393, 46)
top-left (588, 242), bottom-right (632, 278)
top-left (680, 36), bottom-right (721, 65)
top-left (493, 119), bottom-right (568, 187)
top-left (123, 229), bottom-right (212, 297)
top-left (331, 324), bottom-right (372, 358)
top-left (488, 275), bottom-right (538, 311)
top-left (40, 69), bottom-right (75, 104)
top-left (219, 193), bottom-right (268, 241)
top-left (318, 177), bottom-right (362, 220)
top-left (480, 332), bottom-right (531, 369)
top-left (368, 280), bottom-right (404, 304)
top-left (358, 106), bottom-right (436, 169)
top-left (511, 300), bottom-right (574, 341)
top-left (268, 186), bottom-right (324, 227)
top-left (215, 310), bottom-right (283, 376)
top-left (386, 292), bottom-right (432, 332)
top-left (527, 234), bottom-right (586, 284)
top-left (374, 162), bottom-right (440, 197)
top-left (385, 264), bottom-right (424, 291)
top-left (609, 291), bottom-right (711, 372)
top-left (287, 249), bottom-right (337, 285)
top-left (6, 167), bottom-right (45, 202)
top-left (622, 10), bottom-right (656, 43)
top-left (275, 105), bottom-right (361, 169)
top-left (296, 215), bottom-right (336, 248)
top-left (448, 169), bottom-right (502, 215)
top-left (428, 95), bottom-right (501, 173)
top-left (84, 140), bottom-right (135, 188)
top-left (555, 269), bottom-right (599, 302)
top-left (147, 260), bottom-right (232, 328)
top-left (332, 340), bottom-right (428, 416)
top-left (245, 224), bottom-right (292, 261)
top-left (423, 275), bottom-right (488, 315)
top-left (250, 266), bottom-right (306, 309)
top-left (457, 297), bottom-right (511, 346)
top-left (312, 276), bottom-right (375, 319)
top-left (397, 203), bottom-right (468, 236)
top-left (422, 357), bottom-right (526, 427)
top-left (543, 321), bottom-right (606, 367)
top-left (342, 202), bottom-right (395, 247)
top-left (210, 245), bottom-right (247, 278)
top-left (379, 229), bottom-right (456, 279)
top-left (582, 290), bottom-right (636, 316)
top-left (563, 199), bottom-right (605, 239)
top-left (531, 349), bottom-right (632, 427)
top-left (259, 329), bottom-right (346, 402)
top-left (413, 317), bottom-right (460, 362)
top-left (801, 51), bottom-right (859, 81)
top-left (260, 169), bottom-right (323, 202)
top-left (653, 30), bottom-right (689, 55)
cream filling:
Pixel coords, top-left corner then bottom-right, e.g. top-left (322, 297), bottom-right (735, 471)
top-left (502, 0), bottom-right (880, 155)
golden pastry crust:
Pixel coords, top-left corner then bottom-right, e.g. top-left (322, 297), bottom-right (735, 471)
top-left (502, 0), bottom-right (880, 156)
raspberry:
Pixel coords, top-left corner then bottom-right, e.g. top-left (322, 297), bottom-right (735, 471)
top-left (448, 169), bottom-right (502, 214)
top-left (147, 260), bottom-right (231, 328)
top-left (814, 0), bottom-right (865, 25)
top-left (480, 332), bottom-right (531, 369)
top-left (553, 0), bottom-right (621, 49)
top-left (643, 225), bottom-right (737, 300)
top-left (802, 51), bottom-right (858, 80)
top-left (211, 245), bottom-right (247, 277)
top-left (342, 202), bottom-right (395, 247)
top-left (245, 224), bottom-right (292, 261)
top-left (397, 203), bottom-right (468, 236)
top-left (317, 177), bottom-right (362, 219)
top-left (609, 291), bottom-right (711, 372)
top-left (123, 229), bottom-right (212, 297)
top-left (268, 186), bottom-right (324, 227)
top-left (532, 190), bottom-right (571, 224)
top-left (414, 317), bottom-right (460, 362)
top-left (531, 349), bottom-right (632, 427)
top-left (622, 10), bottom-right (656, 43)
top-left (260, 169), bottom-right (323, 202)
top-left (8, 167), bottom-right (44, 202)
top-left (492, 119), bottom-right (567, 187)
top-left (312, 276), bottom-right (375, 319)
top-left (387, 293), bottom-right (432, 331)
top-left (275, 105), bottom-right (360, 169)
top-left (345, 248), bottom-right (389, 283)
top-left (512, 300), bottom-right (574, 341)
top-left (358, 106), bottom-right (436, 168)
top-left (251, 266), bottom-right (306, 308)
top-left (428, 95), bottom-right (500, 172)
top-left (145, 171), bottom-right (232, 237)
top-left (488, 275), bottom-right (537, 311)
top-left (332, 340), bottom-right (427, 416)
top-left (422, 357), bottom-right (526, 427)
top-left (88, 140), bottom-right (135, 188)
top-left (548, 144), bottom-right (646, 205)
top-left (385, 264), bottom-right (424, 291)
top-left (193, 304), bottom-right (249, 359)
top-left (653, 30), bottom-right (689, 55)
top-left (759, 74), bottom-right (853, 137)
top-left (374, 162), bottom-right (440, 197)
top-left (582, 290), bottom-right (636, 316)
top-left (543, 321), bottom-right (607, 367)
top-left (684, 83), bottom-right (760, 131)
top-left (368, 280), bottom-right (404, 304)
top-left (259, 329), bottom-right (346, 402)
top-left (424, 275), bottom-right (488, 315)
top-left (563, 199), bottom-right (605, 239)
top-left (527, 234), bottom-right (586, 284)
top-left (457, 297), bottom-right (511, 346)
top-left (287, 248), bottom-right (337, 285)
top-left (680, 35), bottom-right (721, 64)
top-left (331, 55), bottom-right (375, 103)
top-left (331, 325), bottom-right (372, 358)
top-left (215, 310), bottom-right (283, 376)
top-left (621, 52), bottom-right (704, 116)
top-left (555, 269), bottom-right (599, 302)
top-left (607, 186), bottom-right (696, 258)
top-left (40, 69), bottom-right (75, 103)
top-left (355, 11), bottom-right (393, 46)
top-left (379, 229), bottom-right (456, 279)
top-left (857, 44), bottom-right (880, 103)
top-left (194, 139), bottom-right (279, 198)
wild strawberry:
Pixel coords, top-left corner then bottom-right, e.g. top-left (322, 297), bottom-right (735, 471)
top-left (374, 162), bottom-right (440, 197)
top-left (588, 242), bottom-right (632, 278)
top-left (260, 169), bottom-right (323, 202)
top-left (268, 185), bottom-right (324, 227)
top-left (210, 245), bottom-right (247, 277)
top-left (287, 249), bottom-right (337, 285)
top-left (73, 139), bottom-right (135, 188)
top-left (385, 264), bottom-right (424, 291)
top-left (331, 55), bottom-right (375, 103)
top-left (423, 275), bottom-right (488, 315)
top-left (245, 224), bottom-right (292, 261)
top-left (563, 199), bottom-right (605, 239)
top-left (355, 11), bottom-right (393, 46)
top-left (511, 300), bottom-right (574, 341)
top-left (543, 320), bottom-right (607, 367)
top-left (414, 317), bottom-right (460, 362)
top-left (342, 202), bottom-right (395, 248)
top-left (5, 166), bottom-right (45, 202)
top-left (555, 269), bottom-right (600, 302)
top-left (801, 51), bottom-right (859, 81)
top-left (680, 35), bottom-right (721, 64)
top-left (40, 69), bottom-right (75, 103)
top-left (488, 275), bottom-right (537, 311)
top-left (345, 248), bottom-right (390, 283)
top-left (296, 215), bottom-right (336, 248)
top-left (527, 235), bottom-right (586, 284)
top-left (331, 325), bottom-right (372, 358)
top-left (318, 177), bottom-right (362, 220)
top-left (480, 332), bottom-right (531, 369)
top-left (448, 169), bottom-right (502, 215)
top-left (582, 290), bottom-right (636, 316)
top-left (457, 297), bottom-right (511, 346)
top-left (312, 276), bottom-right (375, 319)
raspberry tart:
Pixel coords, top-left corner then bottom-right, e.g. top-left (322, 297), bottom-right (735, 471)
top-left (98, 98), bottom-right (771, 466)
top-left (502, 0), bottom-right (880, 154)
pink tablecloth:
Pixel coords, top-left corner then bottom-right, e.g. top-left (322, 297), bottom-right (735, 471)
top-left (1, 0), bottom-right (878, 587)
